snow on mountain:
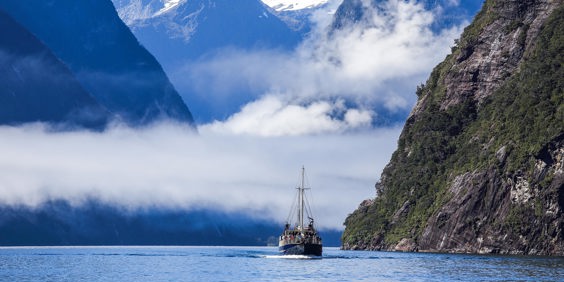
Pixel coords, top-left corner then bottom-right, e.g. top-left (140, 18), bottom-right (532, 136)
top-left (113, 0), bottom-right (188, 26)
top-left (261, 0), bottom-right (328, 11)
top-left (154, 0), bottom-right (185, 16)
top-left (113, 0), bottom-right (196, 27)
top-left (113, 0), bottom-right (300, 45)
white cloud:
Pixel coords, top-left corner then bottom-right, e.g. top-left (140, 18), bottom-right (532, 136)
top-left (0, 123), bottom-right (401, 230)
top-left (345, 108), bottom-right (372, 127)
top-left (176, 0), bottom-right (464, 134)
top-left (201, 95), bottom-right (373, 136)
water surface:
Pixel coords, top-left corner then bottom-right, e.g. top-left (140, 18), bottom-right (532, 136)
top-left (0, 246), bottom-right (562, 281)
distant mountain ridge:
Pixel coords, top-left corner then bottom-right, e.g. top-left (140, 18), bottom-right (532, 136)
top-left (0, 0), bottom-right (194, 127)
top-left (342, 0), bottom-right (563, 255)
top-left (0, 200), bottom-right (278, 246)
top-left (0, 200), bottom-right (342, 247)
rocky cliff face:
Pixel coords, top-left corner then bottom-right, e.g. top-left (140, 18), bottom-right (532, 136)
top-left (342, 0), bottom-right (563, 255)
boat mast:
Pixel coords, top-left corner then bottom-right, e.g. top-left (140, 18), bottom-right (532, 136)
top-left (298, 166), bottom-right (306, 230)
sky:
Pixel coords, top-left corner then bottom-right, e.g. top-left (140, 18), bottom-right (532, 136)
top-left (0, 0), bottom-right (476, 230)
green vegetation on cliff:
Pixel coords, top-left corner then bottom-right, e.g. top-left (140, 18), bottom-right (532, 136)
top-left (343, 1), bottom-right (563, 255)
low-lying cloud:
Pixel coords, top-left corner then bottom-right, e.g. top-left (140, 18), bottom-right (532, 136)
top-left (0, 123), bottom-right (401, 230)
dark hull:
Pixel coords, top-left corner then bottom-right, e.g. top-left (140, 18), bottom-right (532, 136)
top-left (279, 243), bottom-right (322, 256)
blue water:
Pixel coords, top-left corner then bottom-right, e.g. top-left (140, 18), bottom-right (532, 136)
top-left (0, 246), bottom-right (562, 281)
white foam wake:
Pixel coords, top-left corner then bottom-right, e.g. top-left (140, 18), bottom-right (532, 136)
top-left (264, 255), bottom-right (320, 259)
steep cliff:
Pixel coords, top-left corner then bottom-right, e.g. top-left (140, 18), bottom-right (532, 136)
top-left (0, 0), bottom-right (194, 127)
top-left (342, 0), bottom-right (563, 255)
top-left (0, 11), bottom-right (108, 128)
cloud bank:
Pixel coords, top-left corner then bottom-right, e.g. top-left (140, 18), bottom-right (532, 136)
top-left (0, 123), bottom-right (401, 230)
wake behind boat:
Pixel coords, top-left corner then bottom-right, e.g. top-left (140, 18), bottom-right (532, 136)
top-left (279, 167), bottom-right (322, 256)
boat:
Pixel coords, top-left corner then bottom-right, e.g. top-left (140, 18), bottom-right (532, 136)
top-left (278, 167), bottom-right (322, 256)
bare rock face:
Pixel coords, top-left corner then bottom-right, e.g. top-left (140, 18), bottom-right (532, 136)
top-left (409, 0), bottom-right (561, 117)
top-left (394, 238), bottom-right (417, 252)
top-left (441, 0), bottom-right (558, 110)
top-left (342, 0), bottom-right (564, 256)
top-left (419, 134), bottom-right (563, 255)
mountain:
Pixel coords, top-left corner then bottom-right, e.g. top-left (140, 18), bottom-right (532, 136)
top-left (0, 11), bottom-right (108, 128)
top-left (261, 0), bottom-right (329, 32)
top-left (331, 0), bottom-right (483, 32)
top-left (342, 0), bottom-right (563, 255)
top-left (0, 200), bottom-right (342, 247)
top-left (0, 0), bottom-right (194, 127)
top-left (0, 200), bottom-right (277, 246)
top-left (113, 0), bottom-right (301, 64)
top-left (112, 0), bottom-right (302, 123)
top-left (261, 0), bottom-right (328, 12)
